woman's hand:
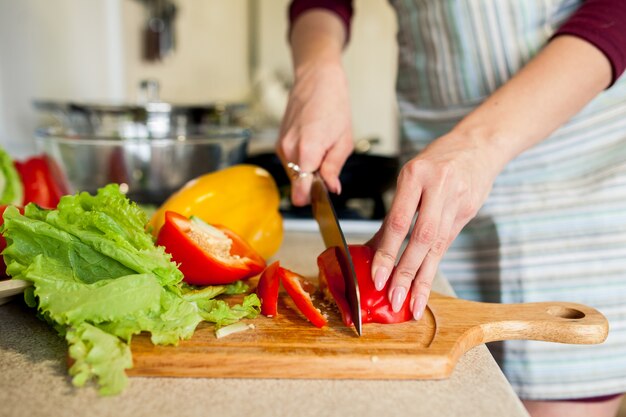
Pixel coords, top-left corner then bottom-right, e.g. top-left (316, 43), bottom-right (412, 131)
top-left (277, 9), bottom-right (352, 205)
top-left (277, 61), bottom-right (353, 205)
top-left (368, 132), bottom-right (502, 320)
top-left (369, 35), bottom-right (612, 321)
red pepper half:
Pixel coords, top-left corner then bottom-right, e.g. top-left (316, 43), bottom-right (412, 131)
top-left (318, 244), bottom-right (412, 326)
top-left (14, 156), bottom-right (68, 208)
top-left (279, 266), bottom-right (328, 328)
top-left (256, 261), bottom-right (280, 317)
top-left (156, 211), bottom-right (266, 285)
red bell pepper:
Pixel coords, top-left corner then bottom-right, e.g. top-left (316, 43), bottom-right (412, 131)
top-left (256, 262), bottom-right (327, 327)
top-left (318, 244), bottom-right (412, 326)
top-left (256, 261), bottom-right (280, 317)
top-left (14, 155), bottom-right (68, 208)
top-left (279, 266), bottom-right (328, 328)
top-left (156, 211), bottom-right (266, 285)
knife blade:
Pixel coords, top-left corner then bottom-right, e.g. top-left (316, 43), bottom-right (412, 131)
top-left (311, 174), bottom-right (362, 336)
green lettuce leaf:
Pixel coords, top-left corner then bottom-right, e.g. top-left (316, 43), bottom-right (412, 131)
top-left (197, 293), bottom-right (261, 329)
top-left (223, 280), bottom-right (250, 295)
top-left (2, 205), bottom-right (138, 283)
top-left (23, 256), bottom-right (163, 326)
top-left (67, 322), bottom-right (132, 396)
top-left (0, 146), bottom-right (23, 205)
top-left (1, 184), bottom-right (260, 395)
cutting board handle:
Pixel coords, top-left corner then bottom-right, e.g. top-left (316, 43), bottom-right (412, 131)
top-left (469, 300), bottom-right (609, 345)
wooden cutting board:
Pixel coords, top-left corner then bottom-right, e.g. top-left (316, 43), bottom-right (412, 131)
top-left (128, 289), bottom-right (608, 380)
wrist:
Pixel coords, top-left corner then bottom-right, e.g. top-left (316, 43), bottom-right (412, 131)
top-left (449, 122), bottom-right (521, 175)
top-left (294, 57), bottom-right (344, 82)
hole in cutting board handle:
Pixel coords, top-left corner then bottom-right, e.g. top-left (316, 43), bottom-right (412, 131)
top-left (546, 306), bottom-right (586, 319)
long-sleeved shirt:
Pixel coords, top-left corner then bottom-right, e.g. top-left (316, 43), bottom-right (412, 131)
top-left (289, 0), bottom-right (626, 85)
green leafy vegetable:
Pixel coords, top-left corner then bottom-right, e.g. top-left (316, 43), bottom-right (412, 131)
top-left (197, 293), bottom-right (261, 329)
top-left (224, 280), bottom-right (250, 295)
top-left (1, 184), bottom-right (260, 395)
top-left (0, 146), bottom-right (23, 205)
top-left (67, 323), bottom-right (132, 396)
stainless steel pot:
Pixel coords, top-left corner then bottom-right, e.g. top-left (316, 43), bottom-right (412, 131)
top-left (33, 92), bottom-right (251, 204)
top-left (36, 126), bottom-right (249, 205)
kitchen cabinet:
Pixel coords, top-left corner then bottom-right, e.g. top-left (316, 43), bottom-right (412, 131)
top-left (0, 230), bottom-right (529, 417)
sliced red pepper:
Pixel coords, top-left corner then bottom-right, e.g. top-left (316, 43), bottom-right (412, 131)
top-left (318, 245), bottom-right (412, 326)
top-left (14, 156), bottom-right (68, 208)
top-left (156, 211), bottom-right (266, 285)
top-left (256, 261), bottom-right (280, 317)
top-left (279, 266), bottom-right (328, 328)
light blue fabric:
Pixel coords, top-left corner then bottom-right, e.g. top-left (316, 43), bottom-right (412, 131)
top-left (388, 0), bottom-right (626, 399)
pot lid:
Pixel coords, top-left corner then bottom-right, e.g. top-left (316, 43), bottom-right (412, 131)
top-left (33, 80), bottom-right (249, 139)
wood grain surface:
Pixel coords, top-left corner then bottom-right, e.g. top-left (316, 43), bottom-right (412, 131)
top-left (129, 290), bottom-right (608, 380)
top-left (0, 279), bottom-right (31, 306)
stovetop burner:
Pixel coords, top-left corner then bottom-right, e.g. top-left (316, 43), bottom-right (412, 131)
top-left (280, 197), bottom-right (384, 221)
top-left (246, 151), bottom-right (400, 221)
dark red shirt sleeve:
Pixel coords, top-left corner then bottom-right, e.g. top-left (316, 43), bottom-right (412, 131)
top-left (553, 0), bottom-right (626, 86)
top-left (289, 0), bottom-right (354, 41)
top-left (289, 0), bottom-right (626, 85)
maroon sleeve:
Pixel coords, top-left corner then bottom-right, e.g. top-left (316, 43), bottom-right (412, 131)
top-left (553, 0), bottom-right (626, 86)
top-left (289, 0), bottom-right (354, 41)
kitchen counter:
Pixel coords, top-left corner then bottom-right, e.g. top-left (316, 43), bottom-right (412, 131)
top-left (0, 231), bottom-right (529, 417)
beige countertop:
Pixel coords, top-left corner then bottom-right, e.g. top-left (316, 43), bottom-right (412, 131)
top-left (0, 230), bottom-right (529, 417)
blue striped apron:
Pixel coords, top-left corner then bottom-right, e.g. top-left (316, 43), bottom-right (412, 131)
top-left (388, 0), bottom-right (626, 399)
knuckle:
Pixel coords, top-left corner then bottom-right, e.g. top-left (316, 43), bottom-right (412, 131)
top-left (453, 178), bottom-right (470, 198)
top-left (415, 279), bottom-right (433, 293)
top-left (386, 213), bottom-right (412, 235)
top-left (400, 159), bottom-right (425, 180)
top-left (277, 137), bottom-right (294, 158)
top-left (458, 200), bottom-right (479, 220)
top-left (296, 138), bottom-right (315, 156)
top-left (413, 221), bottom-right (437, 245)
top-left (435, 162), bottom-right (452, 180)
top-left (374, 249), bottom-right (397, 265)
top-left (394, 267), bottom-right (417, 285)
top-left (429, 237), bottom-right (447, 257)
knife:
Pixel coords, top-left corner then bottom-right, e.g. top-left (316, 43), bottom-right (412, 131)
top-left (311, 174), bottom-right (363, 336)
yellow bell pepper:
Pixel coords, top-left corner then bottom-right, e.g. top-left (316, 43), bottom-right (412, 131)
top-left (149, 164), bottom-right (283, 260)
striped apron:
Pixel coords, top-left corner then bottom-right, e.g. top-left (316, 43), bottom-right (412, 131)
top-left (388, 0), bottom-right (626, 400)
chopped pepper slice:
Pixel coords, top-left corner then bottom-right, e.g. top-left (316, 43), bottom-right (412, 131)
top-left (279, 266), bottom-right (328, 328)
top-left (318, 244), bottom-right (412, 326)
top-left (156, 211), bottom-right (266, 285)
top-left (256, 261), bottom-right (280, 317)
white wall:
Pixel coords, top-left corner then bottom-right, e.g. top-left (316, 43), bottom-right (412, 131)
top-left (344, 0), bottom-right (399, 154)
top-left (0, 0), bottom-right (125, 158)
top-left (121, 0), bottom-right (251, 103)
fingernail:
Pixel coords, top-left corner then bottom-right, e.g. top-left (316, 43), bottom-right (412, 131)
top-left (335, 179), bottom-right (342, 195)
top-left (413, 295), bottom-right (427, 321)
top-left (391, 287), bottom-right (407, 312)
top-left (373, 266), bottom-right (388, 291)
